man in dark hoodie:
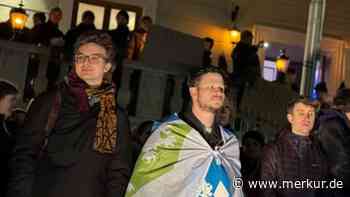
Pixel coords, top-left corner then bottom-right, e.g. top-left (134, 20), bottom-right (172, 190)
top-left (316, 88), bottom-right (350, 196)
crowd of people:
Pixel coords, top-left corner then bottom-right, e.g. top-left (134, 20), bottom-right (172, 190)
top-left (0, 6), bottom-right (349, 197)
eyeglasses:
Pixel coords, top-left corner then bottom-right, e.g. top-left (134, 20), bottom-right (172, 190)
top-left (74, 54), bottom-right (108, 65)
top-left (198, 85), bottom-right (225, 93)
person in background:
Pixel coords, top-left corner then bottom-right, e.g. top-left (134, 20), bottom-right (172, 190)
top-left (241, 130), bottom-right (265, 197)
top-left (316, 88), bottom-right (350, 197)
top-left (314, 81), bottom-right (331, 110)
top-left (231, 30), bottom-right (260, 112)
top-left (131, 120), bottom-right (154, 163)
top-left (0, 81), bottom-right (18, 196)
top-left (41, 7), bottom-right (65, 90)
top-left (33, 12), bottom-right (46, 26)
top-left (218, 54), bottom-right (229, 73)
top-left (30, 12), bottom-right (46, 44)
top-left (202, 37), bottom-right (214, 67)
top-left (127, 16), bottom-right (153, 60)
top-left (64, 10), bottom-right (96, 64)
top-left (109, 10), bottom-right (130, 90)
top-left (286, 67), bottom-right (299, 93)
top-left (217, 95), bottom-right (236, 134)
top-left (40, 7), bottom-right (64, 46)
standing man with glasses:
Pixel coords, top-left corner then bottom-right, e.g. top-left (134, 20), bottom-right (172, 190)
top-left (126, 66), bottom-right (244, 197)
top-left (7, 31), bottom-right (133, 197)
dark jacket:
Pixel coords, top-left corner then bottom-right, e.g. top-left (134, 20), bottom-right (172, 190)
top-left (29, 23), bottom-right (46, 45)
top-left (231, 42), bottom-right (260, 84)
top-left (7, 83), bottom-right (133, 197)
top-left (109, 25), bottom-right (130, 55)
top-left (202, 50), bottom-right (212, 67)
top-left (35, 21), bottom-right (64, 46)
top-left (316, 109), bottom-right (350, 195)
top-left (0, 114), bottom-right (15, 196)
top-left (108, 25), bottom-right (130, 89)
top-left (261, 129), bottom-right (328, 197)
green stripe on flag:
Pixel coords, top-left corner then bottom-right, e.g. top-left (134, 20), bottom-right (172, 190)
top-left (126, 122), bottom-right (192, 196)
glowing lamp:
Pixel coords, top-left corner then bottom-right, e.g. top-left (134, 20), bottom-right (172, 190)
top-left (230, 27), bottom-right (241, 44)
top-left (10, 7), bottom-right (28, 30)
top-left (276, 49), bottom-right (289, 73)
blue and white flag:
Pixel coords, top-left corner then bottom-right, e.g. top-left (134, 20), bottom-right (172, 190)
top-left (126, 114), bottom-right (244, 197)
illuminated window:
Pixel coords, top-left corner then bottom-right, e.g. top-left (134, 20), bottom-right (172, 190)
top-left (263, 60), bottom-right (277, 81)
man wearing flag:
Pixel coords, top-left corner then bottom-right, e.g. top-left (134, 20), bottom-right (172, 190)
top-left (126, 66), bottom-right (244, 197)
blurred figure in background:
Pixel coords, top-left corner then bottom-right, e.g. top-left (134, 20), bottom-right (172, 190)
top-left (0, 81), bottom-right (18, 196)
top-left (109, 10), bottom-right (130, 90)
top-left (127, 16), bottom-right (153, 60)
top-left (65, 10), bottom-right (96, 64)
top-left (314, 81), bottom-right (331, 110)
top-left (217, 95), bottom-right (235, 134)
top-left (231, 30), bottom-right (260, 112)
top-left (131, 120), bottom-right (154, 163)
top-left (30, 12), bottom-right (46, 44)
top-left (316, 88), bottom-right (350, 197)
top-left (241, 130), bottom-right (265, 197)
top-left (202, 37), bottom-right (214, 67)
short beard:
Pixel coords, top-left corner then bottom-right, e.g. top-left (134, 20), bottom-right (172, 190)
top-left (198, 101), bottom-right (221, 113)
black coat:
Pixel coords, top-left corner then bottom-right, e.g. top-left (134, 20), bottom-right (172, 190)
top-left (34, 21), bottom-right (64, 46)
top-left (316, 109), bottom-right (350, 195)
top-left (0, 114), bottom-right (15, 196)
top-left (231, 42), bottom-right (260, 84)
top-left (261, 129), bottom-right (328, 197)
top-left (7, 84), bottom-right (133, 197)
top-left (108, 25), bottom-right (130, 55)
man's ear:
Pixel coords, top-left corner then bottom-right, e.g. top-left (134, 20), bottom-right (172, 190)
top-left (104, 62), bottom-right (112, 73)
top-left (189, 87), bottom-right (197, 99)
top-left (287, 114), bottom-right (293, 124)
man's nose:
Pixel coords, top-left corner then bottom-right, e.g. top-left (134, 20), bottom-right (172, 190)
top-left (213, 87), bottom-right (224, 93)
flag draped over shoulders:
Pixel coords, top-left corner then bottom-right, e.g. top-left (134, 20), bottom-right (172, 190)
top-left (126, 114), bottom-right (244, 197)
